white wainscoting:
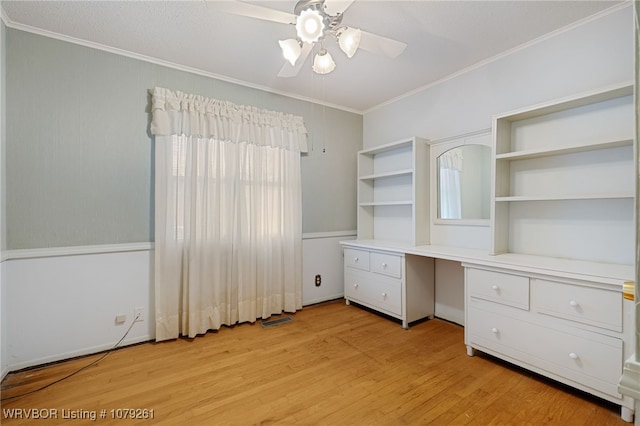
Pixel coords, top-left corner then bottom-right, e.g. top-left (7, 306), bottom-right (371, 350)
top-left (302, 231), bottom-right (356, 306)
top-left (1, 258), bottom-right (7, 380)
top-left (2, 232), bottom-right (355, 373)
top-left (4, 246), bottom-right (154, 372)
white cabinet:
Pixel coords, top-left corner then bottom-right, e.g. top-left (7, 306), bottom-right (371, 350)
top-left (344, 247), bottom-right (434, 329)
top-left (357, 137), bottom-right (429, 245)
top-left (491, 82), bottom-right (634, 265)
top-left (465, 264), bottom-right (635, 422)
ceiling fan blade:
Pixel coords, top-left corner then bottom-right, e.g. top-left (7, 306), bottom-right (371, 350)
top-left (324, 0), bottom-right (356, 16)
top-left (278, 43), bottom-right (313, 78)
top-left (213, 0), bottom-right (296, 25)
top-left (359, 31), bottom-right (407, 58)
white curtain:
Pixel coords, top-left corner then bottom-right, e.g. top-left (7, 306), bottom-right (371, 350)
top-left (151, 87), bottom-right (307, 341)
top-left (438, 149), bottom-right (463, 219)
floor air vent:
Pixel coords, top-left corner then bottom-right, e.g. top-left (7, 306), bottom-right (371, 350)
top-left (261, 316), bottom-right (294, 328)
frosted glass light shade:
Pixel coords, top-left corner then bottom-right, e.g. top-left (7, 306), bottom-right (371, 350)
top-left (296, 9), bottom-right (324, 43)
top-left (312, 49), bottom-right (336, 74)
top-left (279, 39), bottom-right (302, 66)
top-left (337, 27), bottom-right (361, 58)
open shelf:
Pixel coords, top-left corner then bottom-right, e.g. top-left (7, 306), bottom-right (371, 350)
top-left (357, 137), bottom-right (429, 245)
top-left (495, 138), bottom-right (632, 161)
top-left (359, 169), bottom-right (413, 181)
top-left (496, 82), bottom-right (633, 122)
top-left (495, 193), bottom-right (634, 202)
top-left (491, 82), bottom-right (635, 265)
top-left (360, 201), bottom-right (413, 206)
top-left (360, 140), bottom-right (413, 156)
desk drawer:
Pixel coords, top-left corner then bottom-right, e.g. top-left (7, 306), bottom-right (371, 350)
top-left (344, 248), bottom-right (370, 271)
top-left (467, 305), bottom-right (622, 396)
top-left (467, 268), bottom-right (529, 310)
top-left (532, 279), bottom-right (621, 332)
top-left (370, 252), bottom-right (402, 278)
top-left (345, 268), bottom-right (401, 316)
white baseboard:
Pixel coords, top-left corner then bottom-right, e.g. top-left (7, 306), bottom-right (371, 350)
top-left (7, 335), bottom-right (153, 373)
top-left (303, 293), bottom-right (345, 307)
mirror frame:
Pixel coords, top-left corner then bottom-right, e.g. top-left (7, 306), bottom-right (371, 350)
top-left (429, 129), bottom-right (492, 227)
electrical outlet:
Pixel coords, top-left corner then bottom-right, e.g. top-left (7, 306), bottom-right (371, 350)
top-left (315, 274), bottom-right (321, 287)
top-left (134, 307), bottom-right (144, 322)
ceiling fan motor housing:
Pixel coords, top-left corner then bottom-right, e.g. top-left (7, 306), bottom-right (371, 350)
top-left (294, 0), bottom-right (344, 37)
top-left (293, 0), bottom-right (325, 16)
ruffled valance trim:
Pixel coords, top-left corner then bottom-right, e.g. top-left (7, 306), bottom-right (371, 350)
top-left (150, 87), bottom-right (308, 153)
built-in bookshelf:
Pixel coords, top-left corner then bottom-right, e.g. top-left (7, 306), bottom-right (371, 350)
top-left (491, 82), bottom-right (634, 265)
top-left (357, 137), bottom-right (429, 245)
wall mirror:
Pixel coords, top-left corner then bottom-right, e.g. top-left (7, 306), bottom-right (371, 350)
top-left (437, 144), bottom-right (491, 220)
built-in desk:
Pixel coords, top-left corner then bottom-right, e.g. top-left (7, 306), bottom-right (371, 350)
top-left (340, 239), bottom-right (635, 422)
top-left (342, 239), bottom-right (634, 285)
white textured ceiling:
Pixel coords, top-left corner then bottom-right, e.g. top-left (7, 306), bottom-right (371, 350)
top-left (1, 0), bottom-right (624, 112)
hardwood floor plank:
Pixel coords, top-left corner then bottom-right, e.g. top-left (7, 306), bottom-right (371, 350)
top-left (1, 300), bottom-right (628, 425)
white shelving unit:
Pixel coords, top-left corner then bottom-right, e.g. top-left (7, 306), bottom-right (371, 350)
top-left (491, 82), bottom-right (635, 265)
top-left (357, 137), bottom-right (429, 245)
top-left (470, 82), bottom-right (637, 421)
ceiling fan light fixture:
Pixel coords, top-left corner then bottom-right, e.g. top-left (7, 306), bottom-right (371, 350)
top-left (337, 27), bottom-right (361, 58)
top-left (312, 48), bottom-right (336, 74)
top-left (279, 39), bottom-right (302, 66)
top-left (296, 8), bottom-right (325, 43)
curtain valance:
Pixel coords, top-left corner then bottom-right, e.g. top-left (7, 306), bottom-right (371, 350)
top-left (150, 87), bottom-right (308, 153)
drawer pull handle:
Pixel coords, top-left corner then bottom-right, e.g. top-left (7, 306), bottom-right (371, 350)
top-left (569, 300), bottom-right (579, 307)
top-left (381, 292), bottom-right (387, 298)
top-left (354, 257), bottom-right (359, 263)
top-left (491, 327), bottom-right (499, 334)
top-left (353, 284), bottom-right (359, 289)
top-left (382, 263), bottom-right (388, 268)
top-left (569, 352), bottom-right (579, 360)
top-left (492, 285), bottom-right (499, 291)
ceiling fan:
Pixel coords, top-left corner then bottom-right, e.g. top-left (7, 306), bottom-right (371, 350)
top-left (216, 0), bottom-right (407, 77)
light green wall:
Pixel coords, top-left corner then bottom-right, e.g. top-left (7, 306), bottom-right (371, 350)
top-left (6, 29), bottom-right (361, 249)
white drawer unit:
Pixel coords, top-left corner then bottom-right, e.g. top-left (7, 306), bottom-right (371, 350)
top-left (464, 264), bottom-right (635, 422)
top-left (344, 246), bottom-right (434, 329)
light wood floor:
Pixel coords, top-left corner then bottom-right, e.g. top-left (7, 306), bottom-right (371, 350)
top-left (1, 299), bottom-right (628, 425)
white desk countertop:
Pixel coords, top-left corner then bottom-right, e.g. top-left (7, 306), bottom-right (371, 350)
top-left (340, 240), bottom-right (634, 288)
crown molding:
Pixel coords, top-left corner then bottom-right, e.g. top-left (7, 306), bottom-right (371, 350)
top-left (0, 6), bottom-right (362, 115)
